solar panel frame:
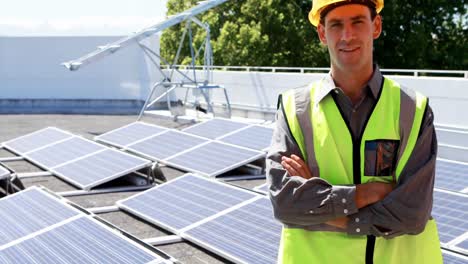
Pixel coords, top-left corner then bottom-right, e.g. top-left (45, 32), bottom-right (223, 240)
top-left (181, 196), bottom-right (281, 264)
top-left (217, 124), bottom-right (274, 152)
top-left (182, 118), bottom-right (250, 140)
top-left (22, 136), bottom-right (107, 169)
top-left (452, 233), bottom-right (468, 255)
top-left (51, 148), bottom-right (151, 190)
top-left (117, 173), bottom-right (258, 234)
top-left (0, 186), bottom-right (82, 248)
top-left (2, 127), bottom-right (74, 155)
top-left (253, 182), bottom-right (268, 195)
top-left (442, 249), bottom-right (468, 264)
top-left (163, 141), bottom-right (265, 177)
top-left (432, 189), bottom-right (468, 246)
top-left (0, 215), bottom-right (170, 264)
top-left (0, 165), bottom-right (10, 180)
top-left (125, 129), bottom-right (210, 162)
top-left (95, 121), bottom-right (168, 148)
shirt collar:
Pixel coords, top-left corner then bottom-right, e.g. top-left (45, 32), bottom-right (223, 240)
top-left (315, 65), bottom-right (383, 105)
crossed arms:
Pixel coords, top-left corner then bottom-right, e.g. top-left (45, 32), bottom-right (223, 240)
top-left (267, 107), bottom-right (437, 238)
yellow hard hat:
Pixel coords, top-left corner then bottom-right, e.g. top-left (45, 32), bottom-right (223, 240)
top-left (308, 0), bottom-right (384, 26)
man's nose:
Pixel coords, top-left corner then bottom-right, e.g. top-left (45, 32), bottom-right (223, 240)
top-left (341, 23), bottom-right (355, 42)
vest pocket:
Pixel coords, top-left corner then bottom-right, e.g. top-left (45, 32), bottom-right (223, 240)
top-left (364, 140), bottom-right (400, 177)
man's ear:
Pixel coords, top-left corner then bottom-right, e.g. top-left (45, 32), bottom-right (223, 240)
top-left (373, 15), bottom-right (382, 39)
top-left (317, 23), bottom-right (327, 45)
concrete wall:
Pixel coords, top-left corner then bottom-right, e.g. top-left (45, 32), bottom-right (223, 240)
top-left (0, 35), bottom-right (162, 114)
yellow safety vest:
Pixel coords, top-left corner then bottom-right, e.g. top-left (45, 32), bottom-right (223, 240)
top-left (279, 78), bottom-right (442, 263)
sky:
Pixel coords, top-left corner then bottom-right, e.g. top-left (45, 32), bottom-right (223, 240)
top-left (0, 0), bottom-right (168, 36)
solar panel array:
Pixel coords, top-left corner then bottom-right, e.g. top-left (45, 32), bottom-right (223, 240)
top-left (3, 128), bottom-right (151, 190)
top-left (182, 118), bottom-right (250, 139)
top-left (95, 122), bottom-right (168, 148)
top-left (254, 182), bottom-right (268, 194)
top-left (436, 159), bottom-right (468, 193)
top-left (126, 130), bottom-right (209, 161)
top-left (442, 250), bottom-right (468, 264)
top-left (432, 190), bottom-right (468, 246)
top-left (94, 119), bottom-right (269, 177)
top-left (118, 174), bottom-right (281, 264)
top-left (218, 125), bottom-right (274, 151)
top-left (118, 174), bottom-right (257, 232)
top-left (2, 127), bottom-right (73, 155)
top-left (0, 187), bottom-right (81, 246)
top-left (0, 187), bottom-right (169, 264)
top-left (165, 141), bottom-right (265, 177)
top-left (183, 197), bottom-right (281, 264)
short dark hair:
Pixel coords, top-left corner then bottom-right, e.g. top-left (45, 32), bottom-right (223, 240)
top-left (319, 2), bottom-right (378, 26)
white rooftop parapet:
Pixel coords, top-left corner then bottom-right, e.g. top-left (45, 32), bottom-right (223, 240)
top-left (62, 0), bottom-right (228, 71)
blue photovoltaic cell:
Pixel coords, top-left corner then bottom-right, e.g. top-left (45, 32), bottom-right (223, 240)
top-left (0, 217), bottom-right (165, 264)
top-left (435, 160), bottom-right (468, 193)
top-left (95, 122), bottom-right (167, 148)
top-left (165, 141), bottom-right (264, 177)
top-left (456, 237), bottom-right (468, 251)
top-left (52, 149), bottom-right (150, 190)
top-left (432, 190), bottom-right (468, 245)
top-left (24, 137), bottom-right (105, 168)
top-left (443, 251), bottom-right (468, 264)
top-left (183, 118), bottom-right (249, 139)
top-left (0, 187), bottom-right (80, 246)
top-left (3, 128), bottom-right (72, 154)
top-left (219, 125), bottom-right (273, 151)
top-left (127, 130), bottom-right (209, 161)
top-left (118, 174), bottom-right (256, 231)
top-left (184, 197), bottom-right (281, 264)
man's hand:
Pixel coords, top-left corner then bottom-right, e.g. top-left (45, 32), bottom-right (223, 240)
top-left (281, 155), bottom-right (314, 179)
top-left (326, 217), bottom-right (349, 229)
top-left (355, 182), bottom-right (393, 209)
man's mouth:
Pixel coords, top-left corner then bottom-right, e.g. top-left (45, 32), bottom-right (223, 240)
top-left (339, 47), bottom-right (360, 52)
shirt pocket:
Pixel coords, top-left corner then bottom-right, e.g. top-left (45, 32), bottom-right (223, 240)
top-left (364, 139), bottom-right (400, 177)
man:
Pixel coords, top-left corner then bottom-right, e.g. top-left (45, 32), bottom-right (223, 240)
top-left (266, 0), bottom-right (443, 263)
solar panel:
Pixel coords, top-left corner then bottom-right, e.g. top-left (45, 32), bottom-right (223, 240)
top-left (2, 127), bottom-right (73, 155)
top-left (118, 174), bottom-right (257, 232)
top-left (442, 250), bottom-right (468, 264)
top-left (182, 118), bottom-right (249, 139)
top-left (52, 149), bottom-right (151, 190)
top-left (0, 187), bottom-right (81, 246)
top-left (183, 196), bottom-right (281, 264)
top-left (0, 216), bottom-right (169, 264)
top-left (432, 189), bottom-right (468, 245)
top-left (95, 122), bottom-right (167, 148)
top-left (436, 159), bottom-right (468, 193)
top-left (218, 125), bottom-right (274, 151)
top-left (127, 130), bottom-right (209, 161)
top-left (0, 165), bottom-right (9, 180)
top-left (454, 236), bottom-right (468, 253)
top-left (254, 183), bottom-right (268, 194)
top-left (165, 141), bottom-right (265, 177)
top-left (24, 137), bottom-right (106, 168)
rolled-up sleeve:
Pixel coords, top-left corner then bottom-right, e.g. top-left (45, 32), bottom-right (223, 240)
top-left (267, 107), bottom-right (358, 227)
top-left (346, 107), bottom-right (437, 238)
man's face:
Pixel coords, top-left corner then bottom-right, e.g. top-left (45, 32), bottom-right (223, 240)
top-left (317, 4), bottom-right (382, 72)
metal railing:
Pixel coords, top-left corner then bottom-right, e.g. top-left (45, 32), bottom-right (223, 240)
top-left (162, 65), bottom-right (468, 78)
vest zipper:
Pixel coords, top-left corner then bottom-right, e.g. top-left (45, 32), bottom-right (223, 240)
top-left (331, 77), bottom-right (385, 264)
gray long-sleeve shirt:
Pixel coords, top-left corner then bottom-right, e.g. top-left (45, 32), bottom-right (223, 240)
top-left (266, 67), bottom-right (437, 238)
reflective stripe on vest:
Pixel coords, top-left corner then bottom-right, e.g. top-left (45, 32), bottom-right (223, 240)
top-left (279, 78), bottom-right (442, 264)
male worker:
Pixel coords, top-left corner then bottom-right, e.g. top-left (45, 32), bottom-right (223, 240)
top-left (266, 0), bottom-right (443, 263)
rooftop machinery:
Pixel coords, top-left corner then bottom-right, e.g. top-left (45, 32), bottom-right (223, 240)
top-left (63, 0), bottom-right (231, 119)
